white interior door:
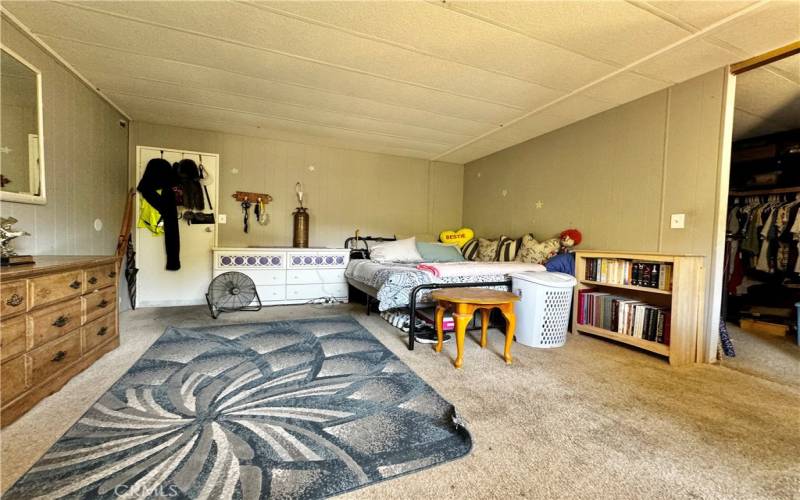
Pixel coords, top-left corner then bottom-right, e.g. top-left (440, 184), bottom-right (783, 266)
top-left (135, 146), bottom-right (219, 308)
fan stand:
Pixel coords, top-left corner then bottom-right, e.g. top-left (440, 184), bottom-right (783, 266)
top-left (206, 292), bottom-right (262, 319)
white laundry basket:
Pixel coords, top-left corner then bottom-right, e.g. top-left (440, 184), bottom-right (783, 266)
top-left (511, 271), bottom-right (577, 348)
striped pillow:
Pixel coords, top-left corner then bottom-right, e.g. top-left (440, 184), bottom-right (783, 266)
top-left (461, 238), bottom-right (480, 261)
top-left (497, 237), bottom-right (518, 262)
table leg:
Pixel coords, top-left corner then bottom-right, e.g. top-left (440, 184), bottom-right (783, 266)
top-left (453, 312), bottom-right (471, 368)
top-left (499, 303), bottom-right (515, 365)
top-left (435, 303), bottom-right (446, 353)
top-left (480, 308), bottom-right (490, 348)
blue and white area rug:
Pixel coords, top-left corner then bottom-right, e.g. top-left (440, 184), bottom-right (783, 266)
top-left (6, 316), bottom-right (472, 499)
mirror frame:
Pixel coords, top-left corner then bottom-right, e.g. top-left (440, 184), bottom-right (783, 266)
top-left (0, 44), bottom-right (46, 205)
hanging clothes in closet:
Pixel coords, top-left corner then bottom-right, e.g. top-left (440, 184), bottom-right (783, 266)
top-left (726, 193), bottom-right (800, 291)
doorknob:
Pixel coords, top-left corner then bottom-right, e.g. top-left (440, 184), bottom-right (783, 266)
top-left (205, 227), bottom-right (213, 233)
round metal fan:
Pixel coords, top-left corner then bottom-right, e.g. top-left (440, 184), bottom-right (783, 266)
top-left (205, 272), bottom-right (262, 318)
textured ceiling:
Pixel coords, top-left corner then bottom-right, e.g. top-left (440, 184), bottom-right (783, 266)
top-left (733, 53), bottom-right (800, 140)
top-left (2, 1), bottom-right (799, 162)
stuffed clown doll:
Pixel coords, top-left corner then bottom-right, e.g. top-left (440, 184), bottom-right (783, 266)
top-left (559, 229), bottom-right (582, 253)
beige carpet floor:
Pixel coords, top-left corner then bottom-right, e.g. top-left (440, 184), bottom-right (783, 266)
top-left (2, 304), bottom-right (798, 499)
top-left (721, 321), bottom-right (799, 388)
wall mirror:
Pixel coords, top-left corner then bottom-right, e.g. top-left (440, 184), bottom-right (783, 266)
top-left (0, 46), bottom-right (46, 204)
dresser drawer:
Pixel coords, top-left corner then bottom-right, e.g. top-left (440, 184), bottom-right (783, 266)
top-left (28, 330), bottom-right (82, 387)
top-left (213, 269), bottom-right (285, 286)
top-left (81, 313), bottom-right (116, 354)
top-left (83, 263), bottom-right (117, 293)
top-left (28, 298), bottom-right (82, 349)
top-left (286, 283), bottom-right (348, 301)
top-left (1, 280), bottom-right (27, 317)
top-left (256, 285), bottom-right (286, 302)
top-left (1, 314), bottom-right (28, 362)
top-left (287, 269), bottom-right (345, 285)
top-left (0, 355), bottom-right (28, 405)
top-left (82, 287), bottom-right (116, 324)
top-left (28, 270), bottom-right (83, 309)
top-left (287, 252), bottom-right (347, 269)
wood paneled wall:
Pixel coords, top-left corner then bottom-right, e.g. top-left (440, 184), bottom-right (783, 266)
top-left (463, 68), bottom-right (728, 362)
top-left (0, 17), bottom-right (129, 256)
top-left (128, 121), bottom-right (464, 248)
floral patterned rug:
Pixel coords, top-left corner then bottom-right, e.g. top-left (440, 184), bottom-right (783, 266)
top-left (6, 316), bottom-right (472, 499)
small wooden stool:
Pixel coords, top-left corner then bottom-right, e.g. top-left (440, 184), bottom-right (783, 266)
top-left (431, 288), bottom-right (520, 368)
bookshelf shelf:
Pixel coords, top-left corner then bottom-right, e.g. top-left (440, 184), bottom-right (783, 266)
top-left (574, 324), bottom-right (670, 356)
top-left (579, 280), bottom-right (672, 295)
top-left (573, 250), bottom-right (705, 366)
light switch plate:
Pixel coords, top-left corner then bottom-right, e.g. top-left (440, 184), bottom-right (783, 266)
top-left (670, 213), bottom-right (685, 229)
top-left (218, 214), bottom-right (227, 224)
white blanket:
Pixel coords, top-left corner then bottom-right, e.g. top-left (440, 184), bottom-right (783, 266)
top-left (417, 261), bottom-right (546, 278)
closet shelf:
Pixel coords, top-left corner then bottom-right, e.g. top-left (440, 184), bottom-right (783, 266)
top-left (729, 186), bottom-right (800, 196)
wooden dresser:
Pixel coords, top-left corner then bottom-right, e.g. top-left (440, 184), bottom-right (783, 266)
top-left (0, 256), bottom-right (120, 427)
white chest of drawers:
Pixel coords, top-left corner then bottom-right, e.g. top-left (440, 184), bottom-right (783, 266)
top-left (212, 247), bottom-right (350, 305)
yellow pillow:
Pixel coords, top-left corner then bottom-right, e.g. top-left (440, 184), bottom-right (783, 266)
top-left (439, 228), bottom-right (474, 248)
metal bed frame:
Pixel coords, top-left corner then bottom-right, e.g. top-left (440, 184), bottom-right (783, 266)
top-left (343, 236), bottom-right (512, 351)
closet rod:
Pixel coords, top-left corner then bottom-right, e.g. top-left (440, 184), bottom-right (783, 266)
top-left (729, 186), bottom-right (800, 197)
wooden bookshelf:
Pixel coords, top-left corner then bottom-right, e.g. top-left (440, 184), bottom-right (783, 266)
top-left (572, 250), bottom-right (705, 366)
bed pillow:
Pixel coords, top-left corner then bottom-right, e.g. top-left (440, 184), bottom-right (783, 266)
top-left (416, 242), bottom-right (465, 262)
top-left (515, 234), bottom-right (561, 264)
top-left (497, 237), bottom-right (518, 262)
top-left (476, 237), bottom-right (504, 262)
top-left (370, 237), bottom-right (424, 262)
top-left (461, 238), bottom-right (480, 261)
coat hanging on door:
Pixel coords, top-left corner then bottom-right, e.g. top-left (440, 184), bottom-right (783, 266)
top-left (137, 158), bottom-right (181, 271)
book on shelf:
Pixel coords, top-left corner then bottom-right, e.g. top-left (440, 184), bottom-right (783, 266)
top-left (576, 289), bottom-right (670, 345)
top-left (583, 257), bottom-right (672, 291)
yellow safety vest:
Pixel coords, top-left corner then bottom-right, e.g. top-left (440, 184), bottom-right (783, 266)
top-left (137, 193), bottom-right (164, 235)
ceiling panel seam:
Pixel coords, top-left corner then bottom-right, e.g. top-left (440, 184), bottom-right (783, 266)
top-left (239, 0), bottom-right (568, 94)
top-left (0, 7), bottom-right (132, 120)
top-left (626, 1), bottom-right (701, 32)
top-left (95, 76), bottom-right (474, 142)
top-left (433, 1), bottom-right (634, 69)
top-left (433, 0), bottom-right (770, 161)
top-left (111, 90), bottom-right (458, 148)
top-left (52, 1), bottom-right (528, 111)
top-left (133, 114), bottom-right (441, 159)
top-left (90, 73), bottom-right (477, 139)
top-left (37, 34), bottom-right (502, 128)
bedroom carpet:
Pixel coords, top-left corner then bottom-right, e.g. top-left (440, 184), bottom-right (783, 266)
top-left (4, 317), bottom-right (471, 499)
top-left (720, 321), bottom-right (799, 389)
top-left (2, 304), bottom-right (799, 499)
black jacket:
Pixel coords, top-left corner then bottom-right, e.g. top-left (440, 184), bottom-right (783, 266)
top-left (137, 158), bottom-right (181, 271)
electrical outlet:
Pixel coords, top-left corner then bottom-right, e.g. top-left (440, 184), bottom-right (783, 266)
top-left (218, 214), bottom-right (227, 224)
top-left (670, 213), bottom-right (685, 229)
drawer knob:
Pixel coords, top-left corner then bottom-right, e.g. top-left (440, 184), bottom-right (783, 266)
top-left (52, 315), bottom-right (70, 327)
top-left (98, 299), bottom-right (110, 308)
top-left (6, 293), bottom-right (23, 307)
top-left (52, 350), bottom-right (67, 362)
top-left (69, 280), bottom-right (82, 289)
top-left (97, 326), bottom-right (109, 336)
top-left (88, 276), bottom-right (98, 285)
top-left (108, 271), bottom-right (117, 278)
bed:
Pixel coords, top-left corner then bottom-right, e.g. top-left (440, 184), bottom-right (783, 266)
top-left (343, 236), bottom-right (546, 350)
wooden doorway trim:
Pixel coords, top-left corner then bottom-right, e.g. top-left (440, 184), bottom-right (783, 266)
top-left (730, 41), bottom-right (800, 74)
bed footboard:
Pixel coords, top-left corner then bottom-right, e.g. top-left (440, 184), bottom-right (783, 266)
top-left (407, 280), bottom-right (511, 350)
